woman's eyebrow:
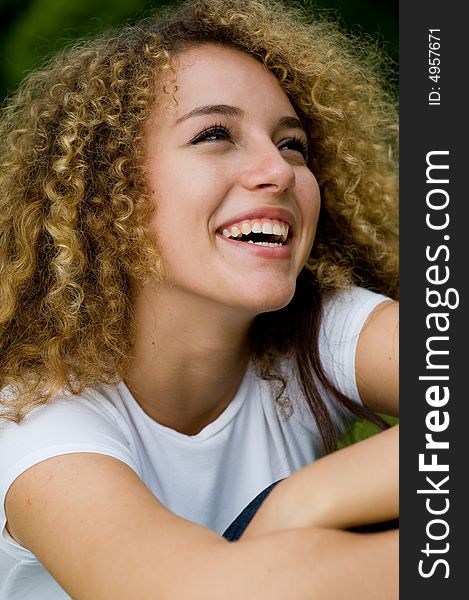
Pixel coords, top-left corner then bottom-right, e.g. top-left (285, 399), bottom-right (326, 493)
top-left (279, 116), bottom-right (306, 132)
top-left (175, 104), bottom-right (243, 124)
top-left (174, 105), bottom-right (305, 131)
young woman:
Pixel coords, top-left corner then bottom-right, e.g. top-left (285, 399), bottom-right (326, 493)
top-left (0, 0), bottom-right (399, 597)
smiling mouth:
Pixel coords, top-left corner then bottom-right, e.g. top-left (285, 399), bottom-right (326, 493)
top-left (220, 218), bottom-right (290, 247)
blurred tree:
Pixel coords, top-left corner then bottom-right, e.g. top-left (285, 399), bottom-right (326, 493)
top-left (0, 0), bottom-right (397, 102)
top-left (0, 0), bottom-right (154, 99)
top-left (318, 0), bottom-right (397, 59)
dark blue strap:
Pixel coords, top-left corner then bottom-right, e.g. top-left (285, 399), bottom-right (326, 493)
top-left (222, 480), bottom-right (282, 541)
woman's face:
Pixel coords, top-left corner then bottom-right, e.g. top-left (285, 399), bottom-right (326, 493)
top-left (145, 43), bottom-right (320, 315)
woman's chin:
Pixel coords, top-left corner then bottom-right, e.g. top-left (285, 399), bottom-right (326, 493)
top-left (241, 286), bottom-right (296, 316)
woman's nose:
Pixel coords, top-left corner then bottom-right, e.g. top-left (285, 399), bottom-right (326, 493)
top-left (241, 140), bottom-right (296, 194)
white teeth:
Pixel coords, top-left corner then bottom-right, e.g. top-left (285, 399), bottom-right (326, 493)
top-left (272, 223), bottom-right (282, 236)
top-left (222, 219), bottom-right (290, 242)
top-left (252, 222), bottom-right (262, 233)
top-left (252, 241), bottom-right (282, 247)
top-left (246, 240), bottom-right (281, 247)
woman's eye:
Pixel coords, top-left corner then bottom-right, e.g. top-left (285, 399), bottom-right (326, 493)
top-left (190, 125), bottom-right (232, 145)
top-left (278, 137), bottom-right (309, 161)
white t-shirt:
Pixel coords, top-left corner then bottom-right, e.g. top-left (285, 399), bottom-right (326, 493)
top-left (0, 287), bottom-right (388, 599)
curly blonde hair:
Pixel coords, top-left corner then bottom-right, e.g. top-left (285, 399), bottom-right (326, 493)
top-left (0, 0), bottom-right (398, 430)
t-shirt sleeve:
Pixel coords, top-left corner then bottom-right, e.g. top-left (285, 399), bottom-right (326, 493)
top-left (318, 286), bottom-right (391, 404)
top-left (0, 395), bottom-right (140, 560)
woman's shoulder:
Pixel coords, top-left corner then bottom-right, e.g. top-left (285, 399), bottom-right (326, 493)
top-left (321, 285), bottom-right (390, 316)
top-left (0, 385), bottom-right (140, 514)
top-left (318, 286), bottom-right (392, 400)
top-left (0, 383), bottom-right (137, 459)
top-left (319, 286), bottom-right (391, 347)
top-left (0, 384), bottom-right (142, 573)
top-left (1, 383), bottom-right (127, 435)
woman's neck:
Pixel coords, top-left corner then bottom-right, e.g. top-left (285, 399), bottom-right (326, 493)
top-left (125, 284), bottom-right (253, 435)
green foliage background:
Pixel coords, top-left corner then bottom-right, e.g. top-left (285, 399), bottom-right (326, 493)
top-left (0, 0), bottom-right (398, 445)
top-left (0, 0), bottom-right (397, 102)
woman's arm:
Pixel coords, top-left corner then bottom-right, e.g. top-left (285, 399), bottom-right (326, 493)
top-left (356, 300), bottom-right (399, 417)
top-left (6, 453), bottom-right (397, 600)
top-left (243, 424), bottom-right (398, 538)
